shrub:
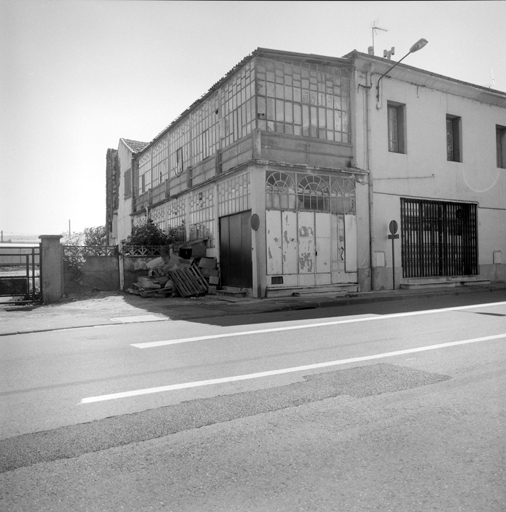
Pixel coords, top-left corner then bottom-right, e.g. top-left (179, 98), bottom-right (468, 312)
top-left (121, 219), bottom-right (185, 246)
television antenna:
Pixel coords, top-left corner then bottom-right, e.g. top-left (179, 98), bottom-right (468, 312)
top-left (371, 21), bottom-right (388, 55)
top-left (484, 69), bottom-right (496, 89)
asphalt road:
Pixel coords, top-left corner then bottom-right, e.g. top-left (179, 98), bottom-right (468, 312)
top-left (1, 294), bottom-right (505, 511)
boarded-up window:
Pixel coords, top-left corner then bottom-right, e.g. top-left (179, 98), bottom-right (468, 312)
top-left (124, 169), bottom-right (132, 198)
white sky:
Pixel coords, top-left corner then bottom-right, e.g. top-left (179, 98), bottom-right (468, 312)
top-left (1, 0), bottom-right (505, 237)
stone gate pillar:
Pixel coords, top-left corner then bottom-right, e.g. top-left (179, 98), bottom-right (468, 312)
top-left (39, 235), bottom-right (63, 303)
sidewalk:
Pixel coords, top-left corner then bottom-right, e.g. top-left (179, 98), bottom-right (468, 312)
top-left (1, 282), bottom-right (505, 336)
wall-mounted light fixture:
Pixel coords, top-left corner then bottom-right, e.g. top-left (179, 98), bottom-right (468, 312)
top-left (376, 38), bottom-right (428, 103)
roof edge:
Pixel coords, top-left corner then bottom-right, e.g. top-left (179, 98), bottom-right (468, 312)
top-left (136, 48), bottom-right (353, 157)
top-left (347, 50), bottom-right (506, 98)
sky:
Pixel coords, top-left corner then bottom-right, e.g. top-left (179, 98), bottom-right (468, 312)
top-left (1, 0), bottom-right (505, 238)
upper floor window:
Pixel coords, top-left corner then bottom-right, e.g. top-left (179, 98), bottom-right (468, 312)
top-left (388, 102), bottom-right (406, 153)
top-left (176, 147), bottom-right (184, 176)
top-left (497, 125), bottom-right (506, 169)
top-left (256, 58), bottom-right (351, 143)
top-left (446, 115), bottom-right (462, 162)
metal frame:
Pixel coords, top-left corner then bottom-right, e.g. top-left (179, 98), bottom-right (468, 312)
top-left (0, 245), bottom-right (41, 304)
top-left (401, 198), bottom-right (478, 278)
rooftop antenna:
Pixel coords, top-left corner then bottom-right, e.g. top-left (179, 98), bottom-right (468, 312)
top-left (370, 21), bottom-right (388, 56)
top-left (484, 69), bottom-right (496, 89)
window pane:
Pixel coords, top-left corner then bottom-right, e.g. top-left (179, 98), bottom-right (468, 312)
top-left (302, 105), bottom-right (310, 136)
top-left (388, 106), bottom-right (399, 152)
top-left (319, 107), bottom-right (326, 129)
top-left (310, 106), bottom-right (318, 136)
top-left (342, 112), bottom-right (349, 133)
top-left (267, 98), bottom-right (275, 120)
top-left (276, 99), bottom-right (284, 122)
top-left (334, 110), bottom-right (342, 132)
top-left (326, 109), bottom-right (333, 131)
top-left (285, 101), bottom-right (293, 124)
top-left (294, 103), bottom-right (302, 125)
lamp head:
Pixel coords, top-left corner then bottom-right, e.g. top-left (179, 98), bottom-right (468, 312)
top-left (409, 38), bottom-right (428, 54)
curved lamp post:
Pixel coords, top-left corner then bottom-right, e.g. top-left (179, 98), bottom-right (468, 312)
top-left (376, 38), bottom-right (428, 103)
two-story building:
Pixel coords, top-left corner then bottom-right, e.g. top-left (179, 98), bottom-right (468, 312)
top-left (106, 47), bottom-right (506, 297)
top-left (348, 49), bottom-right (506, 290)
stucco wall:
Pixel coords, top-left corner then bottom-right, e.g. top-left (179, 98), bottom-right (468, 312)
top-left (353, 66), bottom-right (506, 287)
top-left (63, 255), bottom-right (120, 296)
top-left (116, 141), bottom-right (133, 244)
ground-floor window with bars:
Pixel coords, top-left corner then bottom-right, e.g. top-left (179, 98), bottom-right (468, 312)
top-left (400, 198), bottom-right (478, 278)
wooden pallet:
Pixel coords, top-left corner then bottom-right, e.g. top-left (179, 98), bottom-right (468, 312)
top-left (168, 266), bottom-right (209, 297)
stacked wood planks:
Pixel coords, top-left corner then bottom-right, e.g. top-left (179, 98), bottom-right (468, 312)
top-left (168, 266), bottom-right (209, 297)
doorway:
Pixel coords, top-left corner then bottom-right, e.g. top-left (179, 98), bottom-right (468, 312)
top-left (219, 211), bottom-right (252, 288)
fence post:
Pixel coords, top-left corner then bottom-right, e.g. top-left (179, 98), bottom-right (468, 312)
top-left (39, 235), bottom-right (63, 303)
top-left (119, 244), bottom-right (125, 291)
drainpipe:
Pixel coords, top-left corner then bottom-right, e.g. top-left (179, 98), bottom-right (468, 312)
top-left (365, 63), bottom-right (376, 291)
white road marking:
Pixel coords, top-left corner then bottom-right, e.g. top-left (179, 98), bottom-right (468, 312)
top-left (110, 315), bottom-right (167, 323)
top-left (131, 301), bottom-right (506, 349)
top-left (81, 332), bottom-right (506, 404)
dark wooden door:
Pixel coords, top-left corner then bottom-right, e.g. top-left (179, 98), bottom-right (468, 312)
top-left (219, 211), bottom-right (252, 288)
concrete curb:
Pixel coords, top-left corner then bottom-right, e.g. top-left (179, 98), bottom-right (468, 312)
top-left (1, 284), bottom-right (505, 337)
top-left (266, 285), bottom-right (506, 313)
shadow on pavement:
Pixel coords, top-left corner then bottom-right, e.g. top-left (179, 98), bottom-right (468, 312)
top-left (119, 287), bottom-right (506, 328)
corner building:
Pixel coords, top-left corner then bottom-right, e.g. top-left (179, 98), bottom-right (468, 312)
top-left (107, 47), bottom-right (506, 297)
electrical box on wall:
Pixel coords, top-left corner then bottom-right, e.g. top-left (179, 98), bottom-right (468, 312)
top-left (374, 251), bottom-right (386, 267)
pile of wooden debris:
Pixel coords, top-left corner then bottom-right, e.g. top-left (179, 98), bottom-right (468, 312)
top-left (127, 253), bottom-right (220, 298)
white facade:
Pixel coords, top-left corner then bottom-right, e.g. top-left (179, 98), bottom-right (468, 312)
top-left (351, 51), bottom-right (506, 289)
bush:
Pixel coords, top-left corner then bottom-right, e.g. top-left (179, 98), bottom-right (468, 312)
top-left (61, 226), bottom-right (107, 246)
top-left (121, 219), bottom-right (185, 246)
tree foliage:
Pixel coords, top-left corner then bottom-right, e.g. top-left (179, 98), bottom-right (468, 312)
top-left (61, 226), bottom-right (107, 246)
top-left (83, 226), bottom-right (107, 246)
top-left (121, 219), bottom-right (185, 246)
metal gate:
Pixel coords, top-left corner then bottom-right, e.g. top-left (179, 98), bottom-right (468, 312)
top-left (400, 199), bottom-right (478, 278)
top-left (0, 244), bottom-right (41, 304)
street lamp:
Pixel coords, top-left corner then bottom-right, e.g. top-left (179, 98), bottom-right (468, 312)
top-left (376, 38), bottom-right (428, 102)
